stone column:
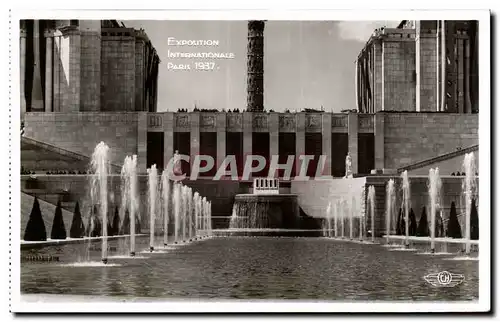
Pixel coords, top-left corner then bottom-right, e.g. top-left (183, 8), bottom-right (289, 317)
top-left (243, 112), bottom-right (253, 177)
top-left (190, 112), bottom-right (200, 174)
top-left (246, 21), bottom-right (265, 111)
top-left (295, 113), bottom-right (306, 176)
top-left (347, 113), bottom-right (358, 175)
top-left (31, 20), bottom-right (44, 111)
top-left (269, 112), bottom-right (279, 174)
top-left (20, 29), bottom-right (26, 117)
top-left (416, 21), bottom-right (438, 112)
top-left (137, 112), bottom-right (148, 173)
top-left (45, 31), bottom-right (53, 112)
top-left (52, 31), bottom-right (61, 112)
top-left (374, 113), bottom-right (385, 170)
top-left (216, 113), bottom-right (227, 173)
top-left (68, 27), bottom-right (81, 112)
top-left (163, 112), bottom-right (174, 170)
top-left (321, 113), bottom-right (332, 176)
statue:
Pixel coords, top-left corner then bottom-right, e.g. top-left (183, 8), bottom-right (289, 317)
top-left (173, 150), bottom-right (182, 176)
top-left (344, 153), bottom-right (353, 178)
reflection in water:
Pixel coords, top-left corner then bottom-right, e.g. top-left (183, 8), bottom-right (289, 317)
top-left (21, 237), bottom-right (478, 300)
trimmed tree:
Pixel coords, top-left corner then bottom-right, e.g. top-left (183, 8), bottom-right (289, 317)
top-left (70, 201), bottom-right (85, 238)
top-left (434, 210), bottom-right (444, 237)
top-left (470, 198), bottom-right (479, 240)
top-left (111, 206), bottom-right (120, 236)
top-left (396, 208), bottom-right (402, 235)
top-left (417, 207), bottom-right (430, 237)
top-left (87, 205), bottom-right (102, 237)
top-left (120, 209), bottom-right (130, 235)
top-left (409, 208), bottom-right (417, 236)
top-left (51, 200), bottom-right (67, 240)
top-left (24, 197), bottom-right (47, 241)
top-left (446, 202), bottom-right (462, 238)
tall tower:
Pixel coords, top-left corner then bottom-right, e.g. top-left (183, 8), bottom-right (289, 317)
top-left (247, 20), bottom-right (265, 112)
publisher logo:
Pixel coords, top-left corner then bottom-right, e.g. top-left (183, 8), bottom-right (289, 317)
top-left (424, 271), bottom-right (465, 287)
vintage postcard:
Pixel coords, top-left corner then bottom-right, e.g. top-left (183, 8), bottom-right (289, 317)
top-left (9, 8), bottom-right (491, 313)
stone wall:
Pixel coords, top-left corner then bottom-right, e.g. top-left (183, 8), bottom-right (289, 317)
top-left (382, 32), bottom-right (416, 111)
top-left (24, 113), bottom-right (139, 166)
top-left (291, 178), bottom-right (367, 219)
top-left (79, 21), bottom-right (101, 112)
top-left (383, 113), bottom-right (478, 170)
top-left (101, 34), bottom-right (136, 111)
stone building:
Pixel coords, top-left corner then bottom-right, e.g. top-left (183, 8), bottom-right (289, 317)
top-left (355, 20), bottom-right (479, 114)
top-left (21, 20), bottom-right (478, 178)
top-left (20, 19), bottom-right (160, 117)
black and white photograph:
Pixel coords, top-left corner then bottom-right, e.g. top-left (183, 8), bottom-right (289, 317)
top-left (8, 8), bottom-right (491, 313)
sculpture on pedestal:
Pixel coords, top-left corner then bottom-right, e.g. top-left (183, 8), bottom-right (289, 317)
top-left (345, 153), bottom-right (353, 178)
top-left (173, 150), bottom-right (182, 177)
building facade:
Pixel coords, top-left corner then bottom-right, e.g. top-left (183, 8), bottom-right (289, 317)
top-left (355, 20), bottom-right (479, 114)
top-left (20, 20), bottom-right (160, 118)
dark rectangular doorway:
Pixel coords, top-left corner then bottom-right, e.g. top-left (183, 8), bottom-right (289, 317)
top-left (147, 132), bottom-right (164, 170)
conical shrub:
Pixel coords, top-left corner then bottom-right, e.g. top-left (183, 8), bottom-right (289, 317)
top-left (446, 202), bottom-right (462, 238)
top-left (70, 201), bottom-right (85, 238)
top-left (470, 198), bottom-right (479, 240)
top-left (120, 209), bottom-right (130, 235)
top-left (396, 208), bottom-right (402, 235)
top-left (24, 197), bottom-right (47, 241)
top-left (50, 200), bottom-right (67, 239)
top-left (86, 205), bottom-right (102, 237)
top-left (111, 206), bottom-right (120, 236)
top-left (417, 207), bottom-right (429, 237)
top-left (435, 210), bottom-right (444, 237)
top-left (409, 208), bottom-right (417, 236)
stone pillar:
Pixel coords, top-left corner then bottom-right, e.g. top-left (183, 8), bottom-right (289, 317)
top-left (137, 112), bottom-right (148, 173)
top-left (295, 113), bottom-right (306, 176)
top-left (44, 31), bottom-right (53, 112)
top-left (163, 112), bottom-right (174, 170)
top-left (374, 113), bottom-right (385, 170)
top-left (416, 21), bottom-right (438, 112)
top-left (216, 113), bottom-right (227, 173)
top-left (269, 112), bottom-right (279, 173)
top-left (20, 29), bottom-right (26, 118)
top-left (31, 20), bottom-right (44, 111)
top-left (68, 27), bottom-right (81, 112)
top-left (347, 113), bottom-right (358, 175)
top-left (321, 113), bottom-right (332, 176)
top-left (52, 31), bottom-right (61, 112)
top-left (190, 112), bottom-right (200, 173)
top-left (243, 112), bottom-right (253, 177)
top-left (79, 20), bottom-right (101, 112)
top-left (246, 21), bottom-right (265, 111)
top-left (373, 40), bottom-right (383, 112)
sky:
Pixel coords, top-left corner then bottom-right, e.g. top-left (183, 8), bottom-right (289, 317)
top-left (125, 20), bottom-right (398, 113)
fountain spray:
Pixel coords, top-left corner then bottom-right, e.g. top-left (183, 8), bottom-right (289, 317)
top-left (349, 195), bottom-right (354, 240)
top-left (193, 192), bottom-right (199, 239)
top-left (333, 200), bottom-right (338, 238)
top-left (368, 185), bottom-right (376, 243)
top-left (182, 185), bottom-right (187, 242)
top-left (188, 187), bottom-right (193, 241)
top-left (401, 171), bottom-right (410, 248)
top-left (341, 199), bottom-right (345, 239)
top-left (161, 170), bottom-right (170, 246)
top-left (462, 153), bottom-right (477, 255)
top-left (173, 183), bottom-right (180, 244)
top-left (148, 164), bottom-right (158, 252)
top-left (385, 179), bottom-right (395, 244)
top-left (91, 142), bottom-right (110, 264)
top-left (428, 168), bottom-right (442, 253)
top-left (120, 155), bottom-right (138, 257)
